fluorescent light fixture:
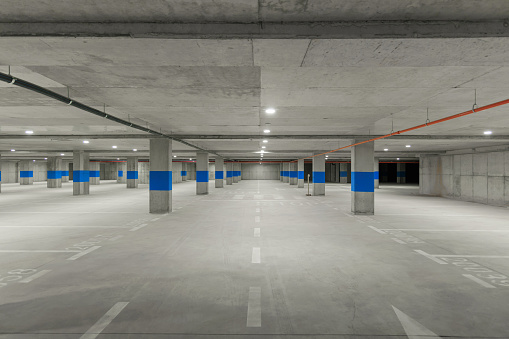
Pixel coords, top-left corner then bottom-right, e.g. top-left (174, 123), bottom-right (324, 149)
top-left (33, 160), bottom-right (35, 162)
top-left (173, 155), bottom-right (177, 158)
top-left (25, 130), bottom-right (34, 134)
top-left (189, 158), bottom-right (192, 160)
top-left (112, 145), bottom-right (117, 149)
top-left (83, 140), bottom-right (89, 144)
top-left (44, 158), bottom-right (47, 160)
top-left (406, 145), bottom-right (411, 148)
top-left (265, 108), bottom-right (276, 114)
top-left (133, 149), bottom-right (137, 152)
top-left (117, 158), bottom-right (120, 160)
top-left (262, 139), bottom-right (268, 143)
top-left (260, 150), bottom-right (265, 153)
top-left (397, 158), bottom-right (400, 160)
top-left (10, 149), bottom-right (15, 152)
top-left (60, 153), bottom-right (65, 156)
top-left (384, 148), bottom-right (388, 151)
top-left (484, 130), bottom-right (492, 135)
top-left (263, 129), bottom-right (271, 133)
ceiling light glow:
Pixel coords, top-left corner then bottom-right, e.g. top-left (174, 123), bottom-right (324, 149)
top-left (11, 149), bottom-right (15, 152)
top-left (25, 130), bottom-right (34, 134)
top-left (484, 130), bottom-right (493, 135)
top-left (112, 146), bottom-right (117, 149)
top-left (384, 148), bottom-right (388, 151)
top-left (265, 108), bottom-right (276, 114)
top-left (262, 146), bottom-right (266, 149)
top-left (263, 139), bottom-right (268, 143)
top-left (263, 129), bottom-right (271, 133)
top-left (397, 158), bottom-right (400, 160)
top-left (60, 153), bottom-right (65, 156)
top-left (133, 149), bottom-right (137, 152)
top-left (83, 140), bottom-right (89, 144)
top-left (406, 145), bottom-right (411, 148)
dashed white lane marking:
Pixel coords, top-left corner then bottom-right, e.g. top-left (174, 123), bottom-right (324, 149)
top-left (254, 228), bottom-right (260, 237)
top-left (246, 287), bottom-right (262, 327)
top-left (255, 216), bottom-right (260, 223)
top-left (380, 229), bottom-right (509, 232)
top-left (392, 238), bottom-right (406, 244)
top-left (80, 302), bottom-right (129, 339)
top-left (109, 235), bottom-right (124, 242)
top-left (67, 246), bottom-right (101, 261)
top-left (367, 226), bottom-right (386, 234)
top-left (414, 250), bottom-right (448, 265)
top-left (462, 274), bottom-right (496, 288)
top-left (392, 306), bottom-right (441, 339)
top-left (19, 270), bottom-right (51, 283)
top-left (252, 248), bottom-right (261, 263)
top-left (255, 208), bottom-right (261, 213)
top-left (151, 218), bottom-right (160, 222)
top-left (130, 224), bottom-right (148, 232)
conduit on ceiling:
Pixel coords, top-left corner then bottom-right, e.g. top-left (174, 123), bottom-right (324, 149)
top-left (0, 71), bottom-right (220, 157)
top-left (293, 98), bottom-right (509, 162)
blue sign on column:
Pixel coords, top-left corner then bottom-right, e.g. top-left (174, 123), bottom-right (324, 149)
top-left (313, 171), bottom-right (325, 183)
top-left (47, 171), bottom-right (62, 179)
top-left (181, 170), bottom-right (187, 177)
top-left (227, 171), bottom-right (233, 178)
top-left (289, 171), bottom-right (297, 178)
top-left (196, 171), bottom-right (209, 182)
top-left (298, 171), bottom-right (304, 179)
top-left (150, 171), bottom-right (172, 191)
top-left (351, 172), bottom-right (374, 192)
top-left (73, 170), bottom-right (89, 182)
top-left (215, 171), bottom-right (224, 179)
top-left (20, 171), bottom-right (34, 178)
top-left (118, 170), bottom-right (123, 177)
top-left (374, 171), bottom-right (379, 180)
top-left (340, 171), bottom-right (347, 177)
top-left (89, 171), bottom-right (100, 178)
top-left (127, 171), bottom-right (138, 180)
top-left (62, 171), bottom-right (69, 177)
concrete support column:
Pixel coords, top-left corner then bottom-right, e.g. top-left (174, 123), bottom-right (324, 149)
top-left (47, 157), bottom-right (62, 188)
top-left (289, 162), bottom-right (297, 185)
top-left (127, 156), bottom-right (139, 188)
top-left (149, 139), bottom-right (172, 214)
top-left (280, 163), bottom-right (284, 181)
top-left (351, 141), bottom-right (375, 215)
top-left (282, 163), bottom-right (289, 183)
top-left (73, 151), bottom-right (89, 195)
top-left (181, 163), bottom-right (188, 181)
top-left (312, 154), bottom-right (325, 195)
top-left (19, 160), bottom-right (34, 185)
top-left (233, 163), bottom-right (239, 183)
top-left (237, 163), bottom-right (242, 181)
top-left (397, 163), bottom-right (406, 184)
top-left (89, 161), bottom-right (100, 185)
top-left (196, 152), bottom-right (209, 194)
top-left (117, 162), bottom-right (126, 183)
top-left (61, 161), bottom-right (70, 182)
top-left (374, 158), bottom-right (380, 189)
top-left (297, 159), bottom-right (304, 188)
top-left (215, 157), bottom-right (224, 188)
top-left (0, 155), bottom-right (2, 193)
top-left (339, 163), bottom-right (348, 184)
top-left (226, 162), bottom-right (233, 185)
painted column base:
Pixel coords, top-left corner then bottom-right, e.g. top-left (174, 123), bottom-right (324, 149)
top-left (73, 182), bottom-right (89, 195)
top-left (215, 179), bottom-right (224, 188)
top-left (90, 177), bottom-right (100, 185)
top-left (233, 177), bottom-right (239, 183)
top-left (61, 176), bottom-right (69, 183)
top-left (20, 178), bottom-right (34, 185)
top-left (47, 179), bottom-right (62, 188)
top-left (197, 182), bottom-right (209, 195)
top-left (340, 177), bottom-right (348, 184)
top-left (127, 179), bottom-right (138, 188)
top-left (150, 190), bottom-right (172, 214)
top-left (282, 177), bottom-right (289, 183)
top-left (313, 183), bottom-right (325, 196)
top-left (298, 179), bottom-right (304, 188)
top-left (351, 191), bottom-right (374, 215)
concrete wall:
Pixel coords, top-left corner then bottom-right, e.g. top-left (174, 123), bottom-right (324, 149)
top-left (420, 151), bottom-right (509, 206)
top-left (1, 161), bottom-right (19, 183)
top-left (100, 162), bottom-right (118, 180)
top-left (241, 163), bottom-right (279, 180)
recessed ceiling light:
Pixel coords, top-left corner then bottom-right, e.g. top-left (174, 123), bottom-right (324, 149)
top-left (83, 140), bottom-right (89, 144)
top-left (384, 148), bottom-right (388, 151)
top-left (260, 150), bottom-right (265, 153)
top-left (262, 146), bottom-right (266, 149)
top-left (397, 158), bottom-right (400, 160)
top-left (44, 158), bottom-right (47, 160)
top-left (11, 149), bottom-right (15, 152)
top-left (25, 130), bottom-right (34, 134)
top-left (262, 139), bottom-right (268, 143)
top-left (189, 158), bottom-right (192, 160)
top-left (173, 155), bottom-right (177, 158)
top-left (33, 160), bottom-right (35, 162)
top-left (263, 129), bottom-right (271, 133)
top-left (484, 130), bottom-right (492, 135)
top-left (406, 145), bottom-right (411, 148)
top-left (112, 145), bottom-right (117, 149)
top-left (265, 108), bottom-right (276, 114)
top-left (60, 153), bottom-right (65, 156)
top-left (133, 149), bottom-right (137, 152)
top-left (117, 158), bottom-right (120, 160)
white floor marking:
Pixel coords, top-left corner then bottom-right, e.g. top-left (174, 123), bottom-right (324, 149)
top-left (80, 302), bottom-right (129, 339)
top-left (367, 226), bottom-right (386, 234)
top-left (462, 274), bottom-right (497, 288)
top-left (151, 218), bottom-right (160, 222)
top-left (0, 226), bottom-right (129, 228)
top-left (254, 228), bottom-right (261, 237)
top-left (19, 270), bottom-right (51, 283)
top-left (255, 216), bottom-right (260, 223)
top-left (378, 214), bottom-right (482, 217)
top-left (67, 246), bottom-right (101, 260)
top-left (0, 250), bottom-right (80, 253)
top-left (255, 208), bottom-right (261, 213)
top-left (246, 287), bottom-right (262, 327)
top-left (130, 224), bottom-right (148, 232)
top-left (252, 247), bottom-right (261, 263)
top-left (109, 235), bottom-right (124, 241)
top-left (414, 250), bottom-right (448, 265)
top-left (433, 255), bottom-right (509, 259)
top-left (0, 212), bottom-right (140, 214)
top-left (392, 306), bottom-right (441, 339)
top-left (392, 238), bottom-right (406, 244)
top-left (380, 229), bottom-right (509, 232)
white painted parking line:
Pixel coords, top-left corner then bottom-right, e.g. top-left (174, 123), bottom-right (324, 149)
top-left (0, 226), bottom-right (129, 229)
top-left (255, 216), bottom-right (260, 223)
top-left (254, 228), bottom-right (260, 237)
top-left (130, 224), bottom-right (148, 232)
top-left (0, 250), bottom-right (80, 253)
top-left (367, 226), bottom-right (386, 234)
top-left (463, 274), bottom-right (496, 288)
top-left (109, 235), bottom-right (124, 242)
top-left (80, 302), bottom-right (129, 339)
top-left (252, 247), bottom-right (261, 263)
top-left (414, 250), bottom-right (448, 265)
top-left (392, 306), bottom-right (441, 338)
top-left (246, 287), bottom-right (262, 327)
top-left (380, 229), bottom-right (509, 232)
top-left (434, 255), bottom-right (509, 259)
top-left (67, 246), bottom-right (101, 261)
top-left (19, 270), bottom-right (51, 283)
top-left (392, 238), bottom-right (406, 244)
top-left (378, 214), bottom-right (482, 217)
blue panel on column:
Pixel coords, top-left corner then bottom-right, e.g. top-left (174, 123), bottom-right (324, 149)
top-left (215, 171), bottom-right (224, 179)
top-left (282, 171), bottom-right (287, 177)
top-left (20, 171), bottom-right (34, 178)
top-left (47, 171), bottom-right (62, 179)
top-left (397, 171), bottom-right (406, 177)
top-left (352, 172), bottom-right (375, 192)
top-left (0, 171), bottom-right (2, 181)
top-left (313, 171), bottom-right (325, 183)
top-left (150, 171), bottom-right (172, 191)
top-left (340, 171), bottom-right (348, 177)
top-left (289, 171), bottom-right (297, 178)
top-left (227, 171), bottom-right (233, 178)
top-left (374, 171), bottom-right (379, 180)
top-left (196, 171), bottom-right (209, 182)
top-left (298, 171), bottom-right (304, 179)
top-left (181, 170), bottom-right (187, 177)
top-left (118, 170), bottom-right (123, 177)
top-left (127, 171), bottom-right (138, 180)
top-left (73, 170), bottom-right (90, 182)
top-left (63, 171), bottom-right (69, 177)
top-left (89, 170), bottom-right (100, 178)
top-left (280, 171), bottom-right (283, 176)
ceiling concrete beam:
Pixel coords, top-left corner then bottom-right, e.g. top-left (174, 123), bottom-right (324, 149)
top-left (1, 21), bottom-right (508, 38)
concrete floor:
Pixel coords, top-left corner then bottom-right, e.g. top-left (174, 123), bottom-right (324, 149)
top-left (0, 180), bottom-right (509, 338)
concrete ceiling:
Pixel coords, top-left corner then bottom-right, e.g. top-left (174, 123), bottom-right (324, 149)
top-left (1, 1), bottom-right (509, 161)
